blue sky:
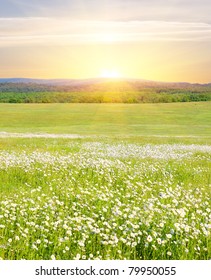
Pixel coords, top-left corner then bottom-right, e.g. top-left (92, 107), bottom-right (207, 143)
top-left (0, 0), bottom-right (210, 82)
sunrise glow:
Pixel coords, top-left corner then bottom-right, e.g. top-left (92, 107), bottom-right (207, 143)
top-left (100, 69), bottom-right (122, 79)
top-left (0, 1), bottom-right (210, 83)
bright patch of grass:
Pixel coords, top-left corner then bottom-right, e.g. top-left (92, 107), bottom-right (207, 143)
top-left (0, 102), bottom-right (211, 136)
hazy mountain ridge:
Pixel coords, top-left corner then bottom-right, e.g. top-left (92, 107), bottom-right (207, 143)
top-left (0, 77), bottom-right (210, 86)
top-left (0, 78), bottom-right (210, 92)
top-left (0, 78), bottom-right (101, 86)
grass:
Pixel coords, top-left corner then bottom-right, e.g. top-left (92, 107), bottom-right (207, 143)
top-left (0, 102), bottom-right (211, 136)
top-left (0, 103), bottom-right (210, 260)
top-left (0, 138), bottom-right (210, 260)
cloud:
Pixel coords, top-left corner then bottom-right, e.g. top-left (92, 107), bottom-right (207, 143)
top-left (0, 1), bottom-right (211, 24)
top-left (0, 18), bottom-right (211, 47)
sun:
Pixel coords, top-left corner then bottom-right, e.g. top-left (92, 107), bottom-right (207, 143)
top-left (100, 69), bottom-right (122, 79)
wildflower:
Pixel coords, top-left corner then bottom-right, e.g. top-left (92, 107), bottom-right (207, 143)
top-left (74, 254), bottom-right (80, 260)
top-left (147, 235), bottom-right (153, 242)
top-left (157, 238), bottom-right (162, 244)
top-left (78, 241), bottom-right (85, 247)
top-left (32, 244), bottom-right (38, 250)
top-left (185, 225), bottom-right (190, 233)
top-left (51, 255), bottom-right (56, 260)
top-left (170, 229), bottom-right (175, 235)
top-left (166, 234), bottom-right (172, 239)
top-left (174, 223), bottom-right (180, 229)
top-left (132, 242), bottom-right (137, 247)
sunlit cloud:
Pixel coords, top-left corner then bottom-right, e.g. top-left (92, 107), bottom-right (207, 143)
top-left (1, 0), bottom-right (211, 24)
top-left (0, 1), bottom-right (210, 82)
top-left (0, 18), bottom-right (211, 47)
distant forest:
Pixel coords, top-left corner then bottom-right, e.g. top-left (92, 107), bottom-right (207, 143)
top-left (0, 80), bottom-right (211, 103)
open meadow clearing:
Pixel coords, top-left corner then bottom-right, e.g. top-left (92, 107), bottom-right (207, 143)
top-left (0, 102), bottom-right (211, 137)
top-left (0, 103), bottom-right (210, 260)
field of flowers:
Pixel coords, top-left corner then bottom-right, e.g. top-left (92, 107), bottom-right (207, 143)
top-left (0, 138), bottom-right (210, 260)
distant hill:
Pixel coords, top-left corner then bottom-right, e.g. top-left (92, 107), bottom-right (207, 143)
top-left (0, 77), bottom-right (210, 87)
top-left (0, 78), bottom-right (210, 103)
top-left (0, 78), bottom-right (101, 86)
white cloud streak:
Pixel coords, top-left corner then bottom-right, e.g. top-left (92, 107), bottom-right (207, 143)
top-left (1, 1), bottom-right (211, 24)
top-left (0, 18), bottom-right (211, 47)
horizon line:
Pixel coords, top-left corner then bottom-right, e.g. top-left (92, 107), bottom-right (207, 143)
top-left (0, 77), bottom-right (210, 85)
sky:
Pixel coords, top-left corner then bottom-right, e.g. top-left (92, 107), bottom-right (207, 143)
top-left (0, 0), bottom-right (211, 82)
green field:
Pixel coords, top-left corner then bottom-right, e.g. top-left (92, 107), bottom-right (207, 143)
top-left (0, 103), bottom-right (210, 260)
top-left (0, 102), bottom-right (211, 137)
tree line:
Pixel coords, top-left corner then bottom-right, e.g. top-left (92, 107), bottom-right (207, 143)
top-left (0, 82), bottom-right (210, 103)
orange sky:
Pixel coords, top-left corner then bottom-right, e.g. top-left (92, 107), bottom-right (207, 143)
top-left (0, 1), bottom-right (211, 83)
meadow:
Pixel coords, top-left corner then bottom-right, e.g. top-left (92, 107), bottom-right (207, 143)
top-left (0, 102), bottom-right (210, 260)
top-left (0, 102), bottom-right (211, 136)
